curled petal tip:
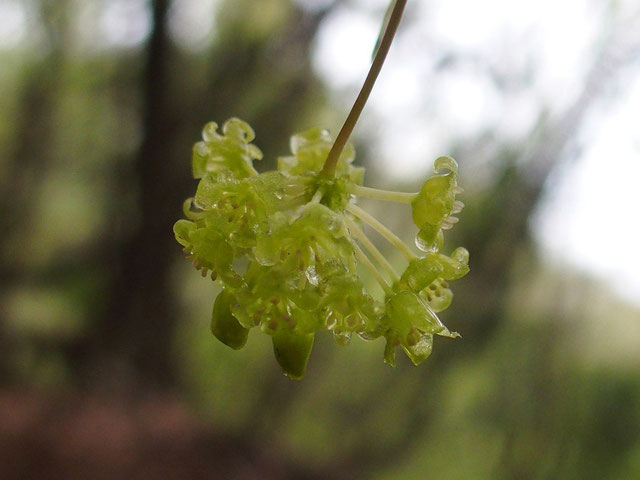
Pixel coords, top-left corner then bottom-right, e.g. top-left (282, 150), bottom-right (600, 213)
top-left (433, 156), bottom-right (458, 174)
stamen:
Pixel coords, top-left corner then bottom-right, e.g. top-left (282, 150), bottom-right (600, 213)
top-left (346, 203), bottom-right (416, 261)
top-left (452, 200), bottom-right (465, 214)
top-left (352, 241), bottom-right (393, 296)
top-left (310, 188), bottom-right (324, 204)
top-left (352, 184), bottom-right (418, 203)
top-left (344, 216), bottom-right (399, 281)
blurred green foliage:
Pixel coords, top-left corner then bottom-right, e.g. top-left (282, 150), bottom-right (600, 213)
top-left (0, 0), bottom-right (638, 478)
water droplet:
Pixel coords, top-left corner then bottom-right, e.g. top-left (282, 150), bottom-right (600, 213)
top-left (333, 330), bottom-right (352, 346)
top-left (451, 247), bottom-right (469, 264)
top-left (324, 311), bottom-right (337, 329)
top-left (305, 266), bottom-right (319, 286)
top-left (415, 235), bottom-right (430, 251)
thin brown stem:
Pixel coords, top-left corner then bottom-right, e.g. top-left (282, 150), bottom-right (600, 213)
top-left (320, 0), bottom-right (408, 177)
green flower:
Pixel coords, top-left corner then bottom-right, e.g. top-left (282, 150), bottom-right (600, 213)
top-left (277, 126), bottom-right (364, 183)
top-left (412, 156), bottom-right (464, 251)
top-left (383, 290), bottom-right (458, 366)
top-left (175, 119), bottom-right (469, 378)
top-left (192, 118), bottom-right (263, 179)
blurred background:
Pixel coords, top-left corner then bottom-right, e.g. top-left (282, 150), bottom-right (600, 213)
top-left (1, 0), bottom-right (639, 478)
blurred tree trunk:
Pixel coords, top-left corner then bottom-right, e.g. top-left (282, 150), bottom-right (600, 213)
top-left (65, 0), bottom-right (333, 390)
top-left (66, 0), bottom-right (179, 389)
top-left (0, 0), bottom-right (69, 383)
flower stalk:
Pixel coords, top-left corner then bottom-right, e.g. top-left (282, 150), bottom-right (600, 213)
top-left (346, 203), bottom-right (417, 261)
top-left (352, 184), bottom-right (418, 203)
top-left (321, 0), bottom-right (408, 178)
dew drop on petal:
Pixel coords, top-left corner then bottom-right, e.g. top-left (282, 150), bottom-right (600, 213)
top-left (333, 330), bottom-right (352, 346)
top-left (305, 265), bottom-right (319, 286)
top-left (415, 233), bottom-right (440, 252)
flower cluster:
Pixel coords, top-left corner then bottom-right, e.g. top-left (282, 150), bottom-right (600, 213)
top-left (174, 118), bottom-right (469, 379)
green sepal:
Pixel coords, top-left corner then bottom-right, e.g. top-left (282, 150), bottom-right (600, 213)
top-left (438, 248), bottom-right (470, 280)
top-left (277, 126), bottom-right (362, 183)
top-left (396, 255), bottom-right (444, 293)
top-left (192, 173), bottom-right (274, 251)
top-left (386, 291), bottom-right (444, 337)
top-left (415, 225), bottom-right (443, 252)
top-left (412, 174), bottom-right (455, 226)
top-left (230, 261), bottom-right (324, 335)
top-left (385, 331), bottom-right (434, 366)
top-left (253, 203), bottom-right (355, 273)
top-left (411, 156), bottom-right (460, 252)
top-left (451, 246), bottom-right (470, 265)
top-left (401, 333), bottom-right (434, 366)
top-left (249, 171), bottom-right (309, 211)
top-left (319, 262), bottom-right (384, 340)
top-left (396, 250), bottom-right (469, 316)
top-left (384, 337), bottom-right (398, 366)
top-left (173, 219), bottom-right (195, 248)
top-left (192, 118), bottom-right (262, 179)
top-left (272, 331), bottom-right (315, 380)
top-left (211, 290), bottom-right (249, 350)
top-left (173, 218), bottom-right (239, 286)
top-left (384, 290), bottom-right (455, 365)
top-left (433, 155), bottom-right (458, 174)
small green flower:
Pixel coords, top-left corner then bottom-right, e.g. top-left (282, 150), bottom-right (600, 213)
top-left (174, 119), bottom-right (469, 379)
top-left (412, 156), bottom-right (464, 251)
top-left (192, 118), bottom-right (263, 179)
